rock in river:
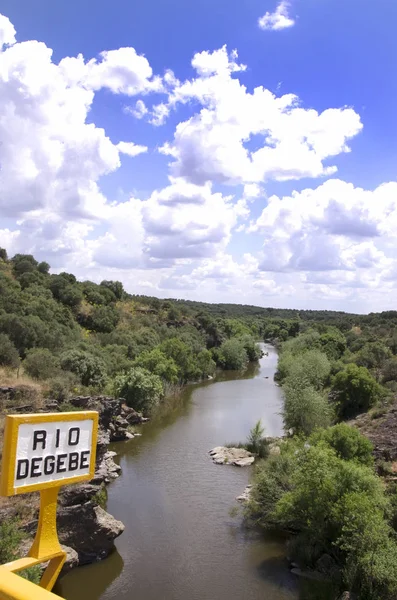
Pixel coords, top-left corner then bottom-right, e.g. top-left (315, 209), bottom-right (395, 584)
top-left (209, 446), bottom-right (255, 466)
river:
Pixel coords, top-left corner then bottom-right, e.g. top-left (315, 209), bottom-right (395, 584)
top-left (56, 344), bottom-right (332, 600)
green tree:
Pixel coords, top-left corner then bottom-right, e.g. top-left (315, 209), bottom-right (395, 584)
top-left (132, 347), bottom-right (179, 383)
top-left (382, 357), bottom-right (397, 383)
top-left (196, 349), bottom-right (216, 378)
top-left (100, 280), bottom-right (124, 300)
top-left (283, 374), bottom-right (332, 436)
top-left (239, 335), bottom-right (262, 362)
top-left (331, 363), bottom-right (384, 419)
top-left (23, 348), bottom-right (60, 380)
top-left (217, 338), bottom-right (248, 370)
top-left (0, 333), bottom-right (20, 368)
top-left (114, 367), bottom-right (163, 413)
top-left (0, 247), bottom-right (7, 261)
top-left (37, 261), bottom-right (50, 274)
top-left (310, 423), bottom-right (374, 466)
top-left (60, 350), bottom-right (106, 387)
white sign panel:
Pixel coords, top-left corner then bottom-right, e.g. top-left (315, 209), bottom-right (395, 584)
top-left (14, 419), bottom-right (94, 489)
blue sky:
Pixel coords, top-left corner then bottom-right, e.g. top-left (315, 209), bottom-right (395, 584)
top-left (1, 0), bottom-right (397, 312)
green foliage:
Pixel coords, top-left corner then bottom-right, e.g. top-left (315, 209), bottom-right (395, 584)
top-left (0, 247), bottom-right (8, 261)
top-left (0, 520), bottom-right (24, 563)
top-left (238, 334), bottom-right (262, 362)
top-left (283, 375), bottom-right (332, 436)
top-left (196, 349), bottom-right (216, 378)
top-left (100, 280), bottom-right (124, 300)
top-left (382, 357), bottom-right (397, 383)
top-left (246, 419), bottom-right (268, 458)
top-left (114, 367), bottom-right (163, 413)
top-left (23, 348), bottom-right (60, 380)
top-left (132, 347), bottom-right (179, 383)
top-left (319, 328), bottom-right (347, 360)
top-left (159, 338), bottom-right (199, 382)
top-left (85, 305), bottom-right (120, 333)
top-left (331, 363), bottom-right (384, 419)
top-left (217, 338), bottom-right (248, 370)
top-left (0, 333), bottom-right (20, 368)
top-left (19, 565), bottom-right (42, 584)
top-left (60, 349), bottom-right (107, 387)
top-left (310, 423), bottom-right (374, 466)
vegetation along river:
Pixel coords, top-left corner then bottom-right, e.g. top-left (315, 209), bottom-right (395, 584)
top-left (56, 344), bottom-right (319, 600)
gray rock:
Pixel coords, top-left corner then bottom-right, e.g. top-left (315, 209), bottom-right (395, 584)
top-left (58, 503), bottom-right (125, 565)
top-left (60, 484), bottom-right (100, 507)
top-left (236, 485), bottom-right (252, 503)
top-left (125, 431), bottom-right (134, 439)
top-left (61, 545), bottom-right (79, 573)
top-left (209, 446), bottom-right (255, 466)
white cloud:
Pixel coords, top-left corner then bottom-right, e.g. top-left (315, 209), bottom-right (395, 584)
top-left (124, 99), bottom-right (148, 119)
top-left (159, 46), bottom-right (362, 186)
top-left (149, 103), bottom-right (170, 126)
top-left (251, 179), bottom-right (397, 278)
top-left (0, 18), bottom-right (160, 225)
top-left (258, 1), bottom-right (295, 31)
top-left (116, 142), bottom-right (148, 157)
top-left (142, 178), bottom-right (247, 262)
top-left (0, 14), bottom-right (15, 48)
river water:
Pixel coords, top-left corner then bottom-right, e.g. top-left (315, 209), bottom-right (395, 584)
top-left (56, 344), bottom-right (332, 600)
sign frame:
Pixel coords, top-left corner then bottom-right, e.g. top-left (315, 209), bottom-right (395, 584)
top-left (0, 411), bottom-right (99, 497)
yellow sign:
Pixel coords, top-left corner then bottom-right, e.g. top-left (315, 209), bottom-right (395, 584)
top-left (0, 411), bottom-right (99, 598)
top-left (0, 411), bottom-right (98, 496)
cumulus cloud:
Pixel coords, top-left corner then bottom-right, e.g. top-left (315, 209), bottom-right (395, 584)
top-left (251, 179), bottom-right (397, 279)
top-left (159, 47), bottom-right (362, 186)
top-left (0, 13), bottom-right (16, 47)
top-left (124, 99), bottom-right (148, 119)
top-left (258, 1), bottom-right (295, 31)
top-left (116, 142), bottom-right (148, 157)
top-left (0, 18), bottom-right (158, 226)
top-left (142, 178), bottom-right (248, 261)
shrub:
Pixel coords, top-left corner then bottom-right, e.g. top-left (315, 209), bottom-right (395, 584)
top-left (0, 520), bottom-right (24, 563)
top-left (0, 333), bottom-right (20, 368)
top-left (331, 363), bottom-right (384, 419)
top-left (60, 349), bottom-right (107, 387)
top-left (23, 348), bottom-right (60, 380)
top-left (114, 367), bottom-right (163, 414)
top-left (310, 423), bottom-right (374, 466)
top-left (217, 338), bottom-right (248, 370)
top-left (283, 373), bottom-right (332, 436)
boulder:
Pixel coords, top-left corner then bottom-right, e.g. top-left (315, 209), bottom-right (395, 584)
top-left (59, 484), bottom-right (100, 507)
top-left (236, 485), bottom-right (252, 503)
top-left (209, 446), bottom-right (255, 466)
top-left (57, 503), bottom-right (125, 565)
top-left (61, 545), bottom-right (79, 573)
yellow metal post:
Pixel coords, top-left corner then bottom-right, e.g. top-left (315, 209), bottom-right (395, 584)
top-left (0, 411), bottom-right (99, 598)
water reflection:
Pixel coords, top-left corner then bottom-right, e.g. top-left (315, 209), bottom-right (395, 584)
top-left (55, 549), bottom-right (124, 599)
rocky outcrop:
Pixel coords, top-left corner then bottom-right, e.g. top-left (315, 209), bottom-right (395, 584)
top-left (209, 447), bottom-right (255, 466)
top-left (57, 503), bottom-right (124, 565)
top-left (350, 402), bottom-right (397, 462)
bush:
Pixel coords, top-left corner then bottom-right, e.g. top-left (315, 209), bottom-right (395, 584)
top-left (246, 419), bottom-right (268, 458)
top-left (0, 520), bottom-right (24, 563)
top-left (47, 372), bottom-right (80, 401)
top-left (0, 333), bottom-right (20, 368)
top-left (217, 338), bottom-right (248, 370)
top-left (331, 364), bottom-right (384, 419)
top-left (283, 373), bottom-right (332, 436)
top-left (310, 423), bottom-right (374, 466)
top-left (132, 347), bottom-right (179, 383)
top-left (114, 367), bottom-right (163, 414)
top-left (23, 348), bottom-right (60, 380)
top-left (60, 349), bottom-right (107, 388)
